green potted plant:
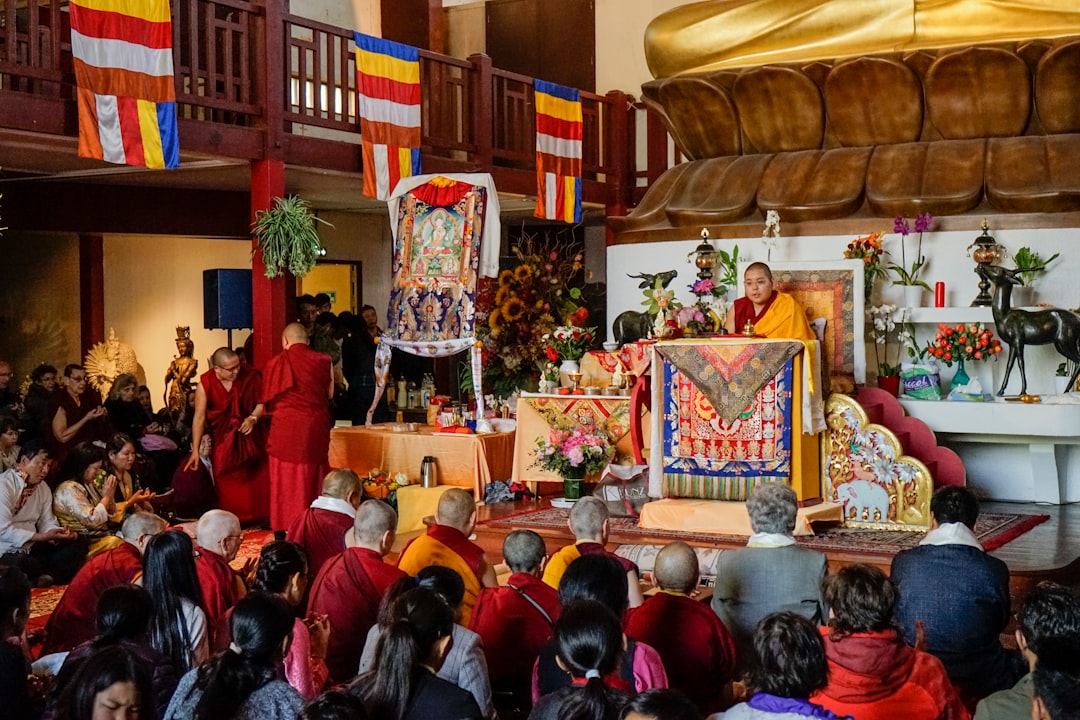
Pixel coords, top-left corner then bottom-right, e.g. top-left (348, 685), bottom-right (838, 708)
top-left (251, 195), bottom-right (331, 279)
top-left (1010, 246), bottom-right (1059, 307)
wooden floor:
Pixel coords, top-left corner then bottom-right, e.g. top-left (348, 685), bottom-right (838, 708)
top-left (467, 498), bottom-right (1080, 602)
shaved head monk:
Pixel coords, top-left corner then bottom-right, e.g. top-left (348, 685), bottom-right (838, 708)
top-left (724, 262), bottom-right (816, 340)
top-left (42, 511), bottom-right (167, 655)
top-left (261, 322), bottom-right (334, 532)
top-left (308, 499), bottom-right (406, 684)
top-left (626, 541), bottom-right (736, 714)
top-left (184, 346), bottom-right (269, 523)
top-left (287, 468), bottom-right (363, 587)
top-left (194, 509), bottom-right (247, 650)
top-left (396, 487), bottom-right (498, 625)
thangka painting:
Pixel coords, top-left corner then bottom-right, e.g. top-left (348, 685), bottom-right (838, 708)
top-left (655, 340), bottom-right (802, 501)
top-left (821, 393), bottom-right (932, 530)
top-left (388, 177), bottom-right (486, 345)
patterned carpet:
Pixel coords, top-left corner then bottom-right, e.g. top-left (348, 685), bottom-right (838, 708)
top-left (481, 507), bottom-right (1049, 556)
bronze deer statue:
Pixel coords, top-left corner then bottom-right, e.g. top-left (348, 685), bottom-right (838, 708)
top-left (976, 264), bottom-right (1080, 395)
top-left (611, 269), bottom-right (678, 346)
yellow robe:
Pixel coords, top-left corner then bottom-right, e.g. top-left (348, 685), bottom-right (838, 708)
top-left (748, 292), bottom-right (816, 341)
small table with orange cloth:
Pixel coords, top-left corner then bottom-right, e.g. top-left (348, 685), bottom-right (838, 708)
top-left (329, 425), bottom-right (515, 500)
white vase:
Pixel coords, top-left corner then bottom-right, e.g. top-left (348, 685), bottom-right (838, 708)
top-left (1055, 375), bottom-right (1073, 394)
top-left (1012, 286), bottom-right (1036, 308)
top-left (559, 359), bottom-right (580, 388)
top-left (902, 285), bottom-right (926, 308)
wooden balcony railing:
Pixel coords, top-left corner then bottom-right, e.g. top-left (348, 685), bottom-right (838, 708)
top-left (0, 0), bottom-right (635, 206)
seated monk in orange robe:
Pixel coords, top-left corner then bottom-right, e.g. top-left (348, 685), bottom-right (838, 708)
top-left (287, 468), bottom-right (361, 590)
top-left (625, 541), bottom-right (737, 714)
top-left (193, 509), bottom-right (248, 650)
top-left (396, 487), bottom-right (498, 625)
top-left (308, 499), bottom-right (405, 684)
top-left (262, 323), bottom-right (334, 533)
top-left (542, 496), bottom-right (644, 609)
top-left (724, 261), bottom-right (816, 341)
top-left (470, 530), bottom-right (560, 713)
top-left (42, 512), bottom-right (167, 655)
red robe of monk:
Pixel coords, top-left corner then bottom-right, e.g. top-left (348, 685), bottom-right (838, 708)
top-left (41, 541), bottom-right (142, 655)
top-left (195, 545), bottom-right (246, 651)
top-left (308, 546), bottom-right (406, 684)
top-left (397, 524), bottom-right (486, 625)
top-left (625, 590), bottom-right (738, 714)
top-left (200, 366), bottom-right (269, 523)
top-left (469, 572), bottom-right (560, 699)
top-left (262, 344), bottom-right (333, 531)
top-left (46, 388), bottom-right (111, 481)
top-left (287, 499), bottom-right (354, 587)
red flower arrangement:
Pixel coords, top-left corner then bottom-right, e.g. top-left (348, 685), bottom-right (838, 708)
top-left (927, 322), bottom-right (1002, 366)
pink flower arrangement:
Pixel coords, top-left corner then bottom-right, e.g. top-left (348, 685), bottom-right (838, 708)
top-left (532, 424), bottom-right (614, 477)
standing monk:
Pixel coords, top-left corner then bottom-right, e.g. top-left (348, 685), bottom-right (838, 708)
top-left (262, 323), bottom-right (334, 533)
top-left (183, 348), bottom-right (269, 524)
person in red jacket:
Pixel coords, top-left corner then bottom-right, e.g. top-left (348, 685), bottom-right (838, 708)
top-left (811, 563), bottom-right (970, 720)
top-left (626, 541), bottom-right (737, 714)
top-left (469, 530), bottom-right (560, 716)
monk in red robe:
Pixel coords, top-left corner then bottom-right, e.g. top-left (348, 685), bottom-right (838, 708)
top-left (194, 509), bottom-right (249, 650)
top-left (625, 541), bottom-right (737, 714)
top-left (184, 348), bottom-right (269, 523)
top-left (308, 499), bottom-right (405, 684)
top-left (261, 323), bottom-right (334, 532)
top-left (470, 530), bottom-right (560, 711)
top-left (47, 364), bottom-right (111, 481)
top-left (396, 487), bottom-right (498, 625)
top-left (724, 262), bottom-right (816, 340)
top-left (287, 468), bottom-right (361, 589)
top-left (41, 512), bottom-right (167, 655)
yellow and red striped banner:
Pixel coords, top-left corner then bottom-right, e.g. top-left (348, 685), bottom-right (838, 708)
top-left (534, 79), bottom-right (582, 223)
top-left (70, 0), bottom-right (179, 168)
top-left (354, 32), bottom-right (422, 200)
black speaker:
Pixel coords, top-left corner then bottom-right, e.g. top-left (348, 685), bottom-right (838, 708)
top-left (203, 269), bottom-right (252, 329)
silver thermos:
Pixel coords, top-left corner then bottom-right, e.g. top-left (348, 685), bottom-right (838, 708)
top-left (420, 456), bottom-right (437, 488)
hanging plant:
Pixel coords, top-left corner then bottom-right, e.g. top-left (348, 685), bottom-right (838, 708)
top-left (251, 195), bottom-right (332, 279)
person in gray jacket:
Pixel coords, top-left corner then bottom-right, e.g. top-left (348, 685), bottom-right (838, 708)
top-left (711, 482), bottom-right (828, 669)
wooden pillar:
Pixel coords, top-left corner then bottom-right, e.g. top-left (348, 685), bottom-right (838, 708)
top-left (78, 233), bottom-right (104, 354)
top-left (469, 53), bottom-right (493, 170)
top-left (250, 160), bottom-right (291, 368)
top-left (605, 90), bottom-right (633, 246)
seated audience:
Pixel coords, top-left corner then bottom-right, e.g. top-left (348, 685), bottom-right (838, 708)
top-left (103, 433), bottom-right (157, 520)
top-left (1031, 635), bottom-right (1080, 720)
top-left (0, 414), bottom-right (20, 471)
top-left (300, 690), bottom-right (369, 720)
top-left (626, 541), bottom-right (736, 714)
top-left (529, 600), bottom-right (631, 720)
top-left (976, 582), bottom-right (1080, 720)
top-left (42, 511), bottom-right (166, 655)
top-left (811, 563), bottom-right (968, 720)
top-left (44, 585), bottom-right (179, 720)
top-left (0, 441), bottom-right (85, 586)
top-left (349, 585), bottom-right (483, 720)
top-left (163, 592), bottom-right (304, 720)
top-left (470, 529), bottom-right (561, 714)
top-left (144, 529), bottom-right (210, 672)
top-left (0, 565), bottom-right (35, 720)
top-left (52, 441), bottom-right (124, 557)
top-left (396, 487), bottom-right (498, 624)
top-left (21, 363), bottom-right (58, 444)
top-left (308, 499), bottom-right (405, 684)
top-left (54, 645), bottom-right (154, 720)
top-left (534, 553), bottom-right (668, 701)
top-left (251, 540), bottom-right (330, 699)
top-left (194, 509), bottom-right (248, 648)
top-left (710, 612), bottom-right (846, 720)
top-left (542, 496), bottom-right (643, 609)
top-left (891, 486), bottom-right (1025, 699)
top-left (288, 468), bottom-right (362, 586)
top-left (47, 364), bottom-right (110, 476)
top-left (0, 360), bottom-right (19, 415)
top-left (621, 689), bottom-right (703, 720)
top-left (360, 566), bottom-right (495, 719)
top-left (711, 482), bottom-right (827, 669)
top-left (105, 374), bottom-right (158, 440)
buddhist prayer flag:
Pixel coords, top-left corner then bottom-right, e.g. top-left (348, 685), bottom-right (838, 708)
top-left (354, 32), bottom-right (422, 200)
top-left (534, 79), bottom-right (582, 223)
top-left (70, 0), bottom-right (179, 169)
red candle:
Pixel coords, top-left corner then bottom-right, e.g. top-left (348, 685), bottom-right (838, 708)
top-left (935, 281), bottom-right (946, 307)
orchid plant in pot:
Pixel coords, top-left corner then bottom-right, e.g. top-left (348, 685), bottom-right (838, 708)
top-left (890, 213), bottom-right (933, 306)
top-left (868, 304), bottom-right (911, 396)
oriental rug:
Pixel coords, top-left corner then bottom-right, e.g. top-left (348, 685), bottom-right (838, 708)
top-left (480, 506), bottom-right (1049, 556)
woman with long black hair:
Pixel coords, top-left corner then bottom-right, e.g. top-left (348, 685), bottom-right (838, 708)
top-left (143, 529), bottom-right (210, 672)
top-left (351, 586), bottom-right (482, 720)
top-left (163, 592), bottom-right (303, 720)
